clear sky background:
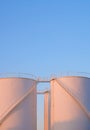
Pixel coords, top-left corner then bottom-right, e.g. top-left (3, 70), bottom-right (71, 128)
top-left (0, 0), bottom-right (90, 130)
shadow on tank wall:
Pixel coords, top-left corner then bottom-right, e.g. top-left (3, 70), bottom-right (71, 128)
top-left (51, 118), bottom-right (90, 130)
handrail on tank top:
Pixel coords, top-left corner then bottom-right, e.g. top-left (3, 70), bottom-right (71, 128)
top-left (0, 82), bottom-right (36, 125)
top-left (55, 79), bottom-right (90, 119)
top-left (37, 90), bottom-right (50, 94)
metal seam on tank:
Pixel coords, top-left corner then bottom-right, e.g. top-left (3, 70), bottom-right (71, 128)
top-left (55, 79), bottom-right (90, 119)
top-left (0, 82), bottom-right (36, 125)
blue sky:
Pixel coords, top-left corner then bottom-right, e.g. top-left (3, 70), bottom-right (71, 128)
top-left (0, 0), bottom-right (90, 130)
top-left (0, 0), bottom-right (90, 77)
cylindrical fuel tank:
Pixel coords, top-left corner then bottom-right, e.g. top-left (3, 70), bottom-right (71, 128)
top-left (50, 76), bottom-right (90, 130)
top-left (0, 77), bottom-right (37, 130)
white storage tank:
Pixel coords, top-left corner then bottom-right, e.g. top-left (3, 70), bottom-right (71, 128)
top-left (50, 76), bottom-right (90, 130)
top-left (0, 77), bottom-right (37, 130)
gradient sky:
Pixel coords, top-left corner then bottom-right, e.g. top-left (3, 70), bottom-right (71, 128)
top-left (0, 0), bottom-right (90, 130)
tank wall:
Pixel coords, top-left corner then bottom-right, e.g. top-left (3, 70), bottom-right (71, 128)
top-left (59, 77), bottom-right (90, 111)
top-left (0, 78), bottom-right (37, 130)
top-left (50, 77), bottom-right (90, 130)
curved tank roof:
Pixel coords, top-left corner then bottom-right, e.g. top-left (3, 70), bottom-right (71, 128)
top-left (0, 73), bottom-right (37, 81)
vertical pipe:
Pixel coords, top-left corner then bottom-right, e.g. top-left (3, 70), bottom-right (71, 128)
top-left (44, 92), bottom-right (49, 130)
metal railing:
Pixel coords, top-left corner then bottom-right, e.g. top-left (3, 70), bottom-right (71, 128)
top-left (0, 72), bottom-right (90, 82)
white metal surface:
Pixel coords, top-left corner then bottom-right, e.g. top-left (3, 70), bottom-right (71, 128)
top-left (44, 92), bottom-right (50, 130)
top-left (0, 78), bottom-right (37, 130)
top-left (50, 76), bottom-right (90, 130)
